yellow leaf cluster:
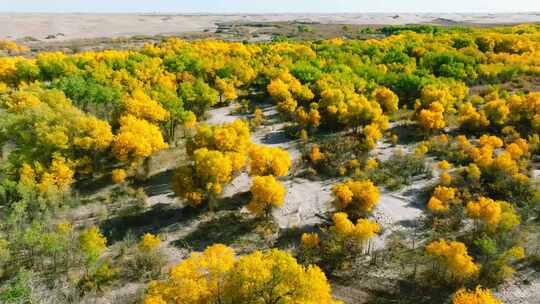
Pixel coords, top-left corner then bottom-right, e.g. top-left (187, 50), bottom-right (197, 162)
top-left (111, 169), bottom-right (127, 184)
top-left (372, 86), bottom-right (399, 113)
top-left (452, 286), bottom-right (502, 304)
top-left (123, 89), bottom-right (170, 122)
top-left (0, 40), bottom-right (29, 53)
top-left (144, 244), bottom-right (340, 304)
top-left (364, 158), bottom-right (379, 170)
top-left (310, 144), bottom-right (323, 162)
top-left (249, 145), bottom-right (292, 177)
top-left (332, 180), bottom-right (380, 214)
top-left (138, 233), bottom-right (161, 252)
top-left (418, 101), bottom-right (445, 130)
top-left (247, 175), bottom-right (285, 216)
top-left (78, 226), bottom-right (107, 261)
top-left (332, 212), bottom-right (380, 243)
top-left (190, 120), bottom-right (251, 154)
top-left (427, 186), bottom-right (458, 213)
top-left (26, 154), bottom-right (75, 194)
top-left (467, 197), bottom-right (520, 231)
top-left (215, 77), bottom-right (238, 102)
top-left (301, 232), bottom-right (321, 248)
top-left (458, 102), bottom-right (490, 131)
top-left (113, 115), bottom-right (168, 162)
top-left (426, 239), bottom-right (479, 281)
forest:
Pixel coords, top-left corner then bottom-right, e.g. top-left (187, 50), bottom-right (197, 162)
top-left (0, 24), bottom-right (539, 303)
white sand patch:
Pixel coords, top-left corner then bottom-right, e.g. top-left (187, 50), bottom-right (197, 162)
top-left (371, 192), bottom-right (423, 249)
top-left (2, 13), bottom-right (540, 41)
top-left (222, 172), bottom-right (251, 198)
top-left (205, 104), bottom-right (244, 125)
top-left (272, 178), bottom-right (335, 229)
top-left (495, 276), bottom-right (540, 304)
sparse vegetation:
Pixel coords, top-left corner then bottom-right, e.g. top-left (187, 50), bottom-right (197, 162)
top-left (1, 21), bottom-right (540, 303)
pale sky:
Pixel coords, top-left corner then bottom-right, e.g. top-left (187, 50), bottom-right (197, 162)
top-left (0, 0), bottom-right (539, 13)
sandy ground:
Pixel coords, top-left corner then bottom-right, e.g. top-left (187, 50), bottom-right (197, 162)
top-left (495, 274), bottom-right (540, 304)
top-left (1, 13), bottom-right (540, 41)
top-left (206, 104), bottom-right (429, 244)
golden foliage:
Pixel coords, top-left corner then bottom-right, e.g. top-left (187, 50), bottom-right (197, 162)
top-left (247, 175), bottom-right (286, 216)
top-left (467, 197), bottom-right (520, 232)
top-left (301, 233), bottom-right (321, 248)
top-left (427, 186), bottom-right (458, 213)
top-left (332, 212), bottom-right (380, 243)
top-left (144, 244), bottom-right (340, 304)
top-left (452, 286), bottom-right (502, 304)
top-left (123, 89), bottom-right (170, 122)
top-left (372, 86), bottom-right (399, 113)
top-left (0, 40), bottom-right (29, 53)
top-left (249, 145), bottom-right (292, 177)
top-left (332, 180), bottom-right (380, 214)
top-left (310, 144), bottom-right (323, 162)
top-left (113, 115), bottom-right (168, 162)
top-left (190, 120), bottom-right (251, 154)
top-left (138, 233), bottom-right (161, 252)
top-left (111, 169), bottom-right (127, 184)
top-left (78, 226), bottom-right (107, 262)
top-left (418, 101), bottom-right (446, 130)
top-left (426, 239), bottom-right (479, 281)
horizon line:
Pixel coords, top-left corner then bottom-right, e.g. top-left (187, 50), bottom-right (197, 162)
top-left (1, 11), bottom-right (540, 15)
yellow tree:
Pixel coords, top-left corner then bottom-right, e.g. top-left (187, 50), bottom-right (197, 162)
top-left (113, 115), bottom-right (168, 163)
top-left (123, 89), bottom-right (170, 122)
top-left (418, 102), bottom-right (445, 131)
top-left (331, 180), bottom-right (380, 217)
top-left (172, 148), bottom-right (234, 209)
top-left (249, 145), bottom-right (292, 177)
top-left (138, 233), bottom-right (161, 253)
top-left (144, 244), bottom-right (235, 304)
top-left (427, 186), bottom-right (458, 214)
top-left (144, 244), bottom-right (341, 304)
top-left (78, 226), bottom-right (107, 265)
top-left (224, 249), bottom-right (337, 304)
top-left (372, 86), bottom-right (399, 113)
top-left (189, 120), bottom-right (251, 155)
top-left (466, 197), bottom-right (520, 232)
top-left (247, 175), bottom-right (286, 218)
top-left (215, 77), bottom-right (238, 103)
top-left (426, 239), bottom-right (479, 282)
top-left (332, 212), bottom-right (379, 248)
top-left (452, 286), bottom-right (502, 304)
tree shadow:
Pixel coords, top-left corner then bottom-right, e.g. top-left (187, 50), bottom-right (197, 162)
top-left (388, 122), bottom-right (425, 145)
top-left (365, 280), bottom-right (453, 304)
top-left (133, 169), bottom-right (174, 197)
top-left (75, 174), bottom-right (115, 196)
top-left (260, 129), bottom-right (293, 145)
top-left (274, 224), bottom-right (321, 250)
top-left (402, 184), bottom-right (432, 208)
top-left (173, 213), bottom-right (259, 251)
top-left (215, 191), bottom-right (251, 211)
top-left (100, 202), bottom-right (203, 244)
top-left (396, 219), bottom-right (419, 228)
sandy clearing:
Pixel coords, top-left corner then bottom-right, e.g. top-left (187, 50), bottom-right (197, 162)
top-left (206, 104), bottom-right (429, 240)
top-left (371, 191), bottom-right (425, 249)
top-left (495, 275), bottom-right (540, 304)
top-left (1, 13), bottom-right (539, 41)
top-left (272, 178), bottom-right (335, 228)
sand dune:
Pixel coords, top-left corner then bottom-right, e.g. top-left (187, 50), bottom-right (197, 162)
top-left (1, 13), bottom-right (539, 41)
